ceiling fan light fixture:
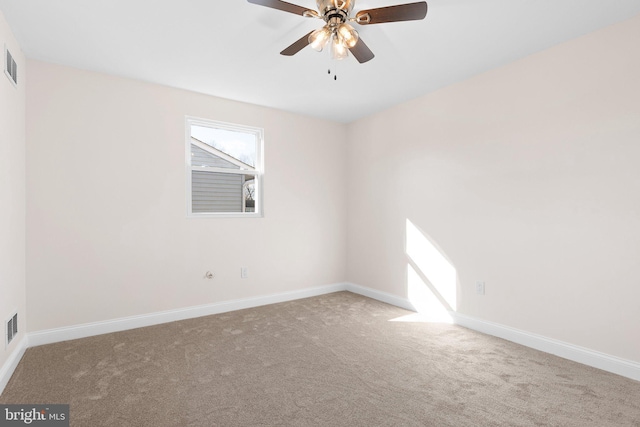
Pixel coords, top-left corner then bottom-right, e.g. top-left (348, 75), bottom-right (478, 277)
top-left (330, 33), bottom-right (349, 60)
top-left (309, 26), bottom-right (332, 51)
top-left (248, 0), bottom-right (428, 65)
top-left (337, 23), bottom-right (358, 48)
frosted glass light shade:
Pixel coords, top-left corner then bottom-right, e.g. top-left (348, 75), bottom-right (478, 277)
top-left (337, 23), bottom-right (358, 48)
top-left (330, 34), bottom-right (348, 60)
top-left (309, 26), bottom-right (332, 52)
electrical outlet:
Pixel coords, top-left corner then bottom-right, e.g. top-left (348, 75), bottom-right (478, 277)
top-left (241, 267), bottom-right (249, 279)
top-left (475, 281), bottom-right (485, 295)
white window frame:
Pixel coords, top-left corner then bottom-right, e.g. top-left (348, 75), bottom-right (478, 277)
top-left (185, 116), bottom-right (264, 218)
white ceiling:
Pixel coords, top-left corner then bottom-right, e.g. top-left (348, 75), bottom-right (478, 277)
top-left (1, 1), bottom-right (639, 123)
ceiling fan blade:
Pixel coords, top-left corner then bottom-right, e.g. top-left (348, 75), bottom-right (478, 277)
top-left (280, 31), bottom-right (314, 56)
top-left (247, 0), bottom-right (315, 16)
top-left (349, 38), bottom-right (375, 64)
top-left (355, 1), bottom-right (428, 25)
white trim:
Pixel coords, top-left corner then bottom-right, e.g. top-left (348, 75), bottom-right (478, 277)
top-left (186, 116), bottom-right (263, 137)
top-left (453, 313), bottom-right (640, 382)
top-left (345, 282), bottom-right (416, 311)
top-left (28, 283), bottom-right (347, 348)
top-left (4, 282), bottom-right (638, 395)
top-left (2, 285), bottom-right (346, 396)
top-left (344, 282), bottom-right (640, 382)
top-left (188, 211), bottom-right (263, 219)
top-left (0, 336), bottom-right (27, 395)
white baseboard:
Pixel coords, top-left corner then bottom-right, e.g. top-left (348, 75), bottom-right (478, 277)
top-left (344, 282), bottom-right (640, 382)
top-left (453, 313), bottom-right (640, 382)
top-left (3, 282), bottom-right (638, 395)
top-left (0, 335), bottom-right (28, 396)
top-left (28, 283), bottom-right (347, 348)
top-left (345, 282), bottom-right (416, 311)
top-left (2, 284), bottom-right (347, 396)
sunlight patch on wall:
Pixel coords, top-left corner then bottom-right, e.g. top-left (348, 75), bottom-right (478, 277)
top-left (405, 219), bottom-right (457, 310)
top-left (392, 219), bottom-right (457, 323)
top-left (390, 264), bottom-right (454, 323)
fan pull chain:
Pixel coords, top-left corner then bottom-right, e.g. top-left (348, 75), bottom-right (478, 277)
top-left (327, 63), bottom-right (338, 81)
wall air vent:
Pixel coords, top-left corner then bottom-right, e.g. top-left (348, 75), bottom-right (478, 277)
top-left (4, 45), bottom-right (17, 87)
top-left (6, 312), bottom-right (18, 347)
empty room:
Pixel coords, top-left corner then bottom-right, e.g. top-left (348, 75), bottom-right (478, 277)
top-left (1, 1), bottom-right (639, 425)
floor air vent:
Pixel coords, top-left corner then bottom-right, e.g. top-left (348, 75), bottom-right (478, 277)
top-left (6, 313), bottom-right (18, 346)
top-left (4, 45), bottom-right (17, 86)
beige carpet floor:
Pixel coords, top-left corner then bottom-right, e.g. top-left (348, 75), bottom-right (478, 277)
top-left (1, 291), bottom-right (639, 426)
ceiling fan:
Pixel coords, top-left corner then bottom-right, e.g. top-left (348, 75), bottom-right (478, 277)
top-left (247, 0), bottom-right (428, 63)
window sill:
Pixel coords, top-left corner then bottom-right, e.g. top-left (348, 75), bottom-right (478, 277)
top-left (187, 212), bottom-right (263, 219)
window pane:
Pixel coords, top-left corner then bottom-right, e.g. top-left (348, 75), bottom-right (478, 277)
top-left (191, 125), bottom-right (256, 169)
top-left (187, 117), bottom-right (262, 217)
top-left (191, 144), bottom-right (242, 169)
top-left (192, 171), bottom-right (256, 213)
top-left (244, 180), bottom-right (256, 213)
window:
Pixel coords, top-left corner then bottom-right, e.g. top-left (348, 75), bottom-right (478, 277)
top-left (186, 117), bottom-right (263, 217)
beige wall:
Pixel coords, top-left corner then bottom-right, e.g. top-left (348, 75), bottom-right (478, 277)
top-left (26, 61), bottom-right (347, 331)
top-left (0, 12), bottom-right (26, 368)
top-left (347, 15), bottom-right (640, 362)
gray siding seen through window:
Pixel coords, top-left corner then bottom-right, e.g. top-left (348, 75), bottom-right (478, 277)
top-left (192, 171), bottom-right (244, 213)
